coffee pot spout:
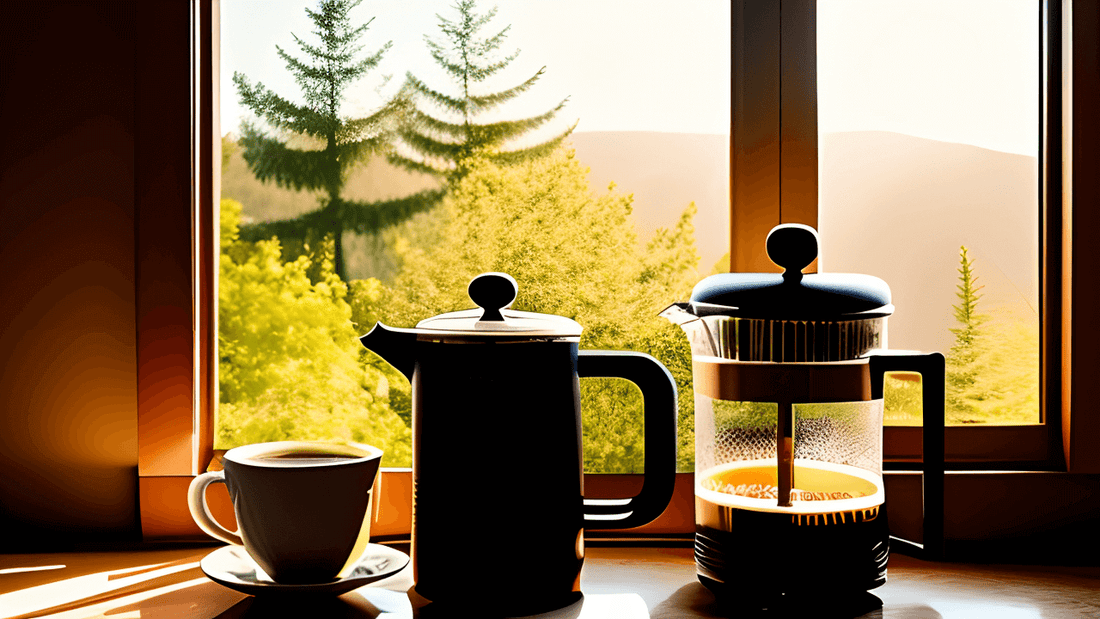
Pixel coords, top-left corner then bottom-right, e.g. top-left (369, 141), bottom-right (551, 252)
top-left (359, 322), bottom-right (418, 381)
top-left (659, 302), bottom-right (720, 358)
top-left (658, 302), bottom-right (697, 327)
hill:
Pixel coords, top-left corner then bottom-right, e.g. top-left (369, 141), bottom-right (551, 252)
top-left (819, 131), bottom-right (1038, 354)
top-left (565, 131), bottom-right (729, 273)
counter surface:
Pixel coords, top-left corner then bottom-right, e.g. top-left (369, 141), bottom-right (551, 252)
top-left (2, 544), bottom-right (1098, 618)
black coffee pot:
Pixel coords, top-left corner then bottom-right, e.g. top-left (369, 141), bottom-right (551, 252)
top-left (361, 272), bottom-right (677, 615)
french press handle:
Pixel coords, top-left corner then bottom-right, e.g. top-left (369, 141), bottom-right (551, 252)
top-left (868, 350), bottom-right (946, 561)
top-left (577, 350), bottom-right (678, 530)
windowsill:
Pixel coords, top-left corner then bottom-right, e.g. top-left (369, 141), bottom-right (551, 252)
top-left (144, 464), bottom-right (1099, 566)
top-left (2, 544), bottom-right (1098, 618)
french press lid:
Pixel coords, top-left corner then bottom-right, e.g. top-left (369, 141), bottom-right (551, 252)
top-left (413, 272), bottom-right (583, 340)
top-left (688, 224), bottom-right (894, 321)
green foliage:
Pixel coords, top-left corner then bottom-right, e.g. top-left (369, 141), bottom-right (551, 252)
top-left (874, 247), bottom-right (1038, 426)
top-left (391, 0), bottom-right (577, 180)
top-left (946, 245), bottom-right (987, 421)
top-left (888, 315), bottom-right (1038, 426)
top-left (218, 198), bottom-right (411, 466)
top-left (365, 150), bottom-right (699, 472)
top-left (952, 246), bottom-right (985, 334)
top-left (972, 317), bottom-right (1039, 424)
top-left (233, 0), bottom-right (443, 280)
top-left (946, 245), bottom-right (987, 419)
top-left (347, 277), bottom-right (414, 427)
top-left (221, 134), bottom-right (237, 174)
top-left (712, 400), bottom-right (777, 430)
top-left (882, 373), bottom-right (923, 426)
top-left (710, 252), bottom-right (731, 275)
top-left (938, 245), bottom-right (1038, 424)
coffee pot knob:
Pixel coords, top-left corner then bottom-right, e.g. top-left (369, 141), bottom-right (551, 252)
top-left (766, 224), bottom-right (819, 283)
top-left (469, 272), bottom-right (518, 322)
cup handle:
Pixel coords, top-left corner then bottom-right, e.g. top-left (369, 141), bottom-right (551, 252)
top-left (187, 470), bottom-right (244, 545)
top-left (578, 350), bottom-right (677, 530)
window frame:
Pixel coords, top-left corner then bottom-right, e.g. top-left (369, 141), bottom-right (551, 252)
top-left (138, 0), bottom-right (1099, 541)
top-left (730, 0), bottom-right (1073, 470)
top-left (136, 0), bottom-right (219, 537)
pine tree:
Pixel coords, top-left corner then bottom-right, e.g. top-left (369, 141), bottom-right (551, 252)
top-left (391, 0), bottom-right (577, 180)
top-left (232, 0), bottom-right (443, 281)
top-left (946, 245), bottom-right (988, 421)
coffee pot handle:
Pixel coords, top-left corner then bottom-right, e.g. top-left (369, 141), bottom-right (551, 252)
top-left (188, 471), bottom-right (245, 546)
top-left (578, 350), bottom-right (678, 530)
top-left (867, 350), bottom-right (946, 561)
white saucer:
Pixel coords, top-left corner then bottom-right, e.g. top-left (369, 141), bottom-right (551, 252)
top-left (200, 543), bottom-right (409, 596)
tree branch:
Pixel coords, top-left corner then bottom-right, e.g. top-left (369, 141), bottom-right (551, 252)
top-left (488, 120), bottom-right (578, 165)
top-left (234, 73), bottom-right (332, 138)
top-left (238, 126), bottom-right (333, 192)
top-left (341, 189), bottom-right (448, 235)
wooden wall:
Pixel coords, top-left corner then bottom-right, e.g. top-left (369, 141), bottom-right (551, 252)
top-left (1, 1), bottom-right (141, 549)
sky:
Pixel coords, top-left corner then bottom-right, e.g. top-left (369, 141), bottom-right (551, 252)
top-left (817, 0), bottom-right (1038, 156)
top-left (219, 0), bottom-right (734, 141)
top-left (220, 0), bottom-right (1038, 155)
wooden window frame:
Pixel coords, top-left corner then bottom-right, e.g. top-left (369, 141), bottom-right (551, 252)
top-left (135, 0), bottom-right (218, 538)
top-left (729, 0), bottom-right (1097, 472)
top-left (137, 0), bottom-right (1099, 542)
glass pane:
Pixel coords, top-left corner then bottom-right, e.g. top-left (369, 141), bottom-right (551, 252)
top-left (217, 0), bottom-right (729, 470)
top-left (817, 0), bottom-right (1040, 425)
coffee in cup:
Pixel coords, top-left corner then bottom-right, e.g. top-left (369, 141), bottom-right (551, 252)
top-left (188, 440), bottom-right (383, 584)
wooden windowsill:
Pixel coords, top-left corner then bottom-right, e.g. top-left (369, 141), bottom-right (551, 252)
top-left (2, 543), bottom-right (1098, 618)
top-left (141, 468), bottom-right (1100, 568)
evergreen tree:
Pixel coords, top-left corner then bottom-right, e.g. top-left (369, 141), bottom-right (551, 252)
top-left (233, 0), bottom-right (443, 281)
top-left (946, 245), bottom-right (988, 421)
top-left (391, 0), bottom-right (577, 180)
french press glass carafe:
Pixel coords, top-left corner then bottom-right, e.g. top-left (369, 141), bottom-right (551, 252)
top-left (663, 224), bottom-right (944, 605)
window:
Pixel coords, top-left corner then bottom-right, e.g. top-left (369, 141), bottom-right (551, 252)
top-left (729, 0), bottom-right (1063, 467)
top-left (818, 0), bottom-right (1040, 428)
top-left (138, 0), bottom-right (1100, 540)
top-left (215, 0), bottom-right (730, 474)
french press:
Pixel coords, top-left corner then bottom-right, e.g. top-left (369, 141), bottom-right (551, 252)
top-left (662, 224), bottom-right (944, 605)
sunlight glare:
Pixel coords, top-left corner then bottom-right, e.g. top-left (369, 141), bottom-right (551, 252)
top-left (929, 601), bottom-right (1043, 619)
top-left (0, 561), bottom-right (199, 618)
top-left (0, 565), bottom-right (66, 575)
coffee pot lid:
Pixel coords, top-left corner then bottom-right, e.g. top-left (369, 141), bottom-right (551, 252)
top-left (688, 224), bottom-right (894, 321)
top-left (414, 272), bottom-right (583, 339)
